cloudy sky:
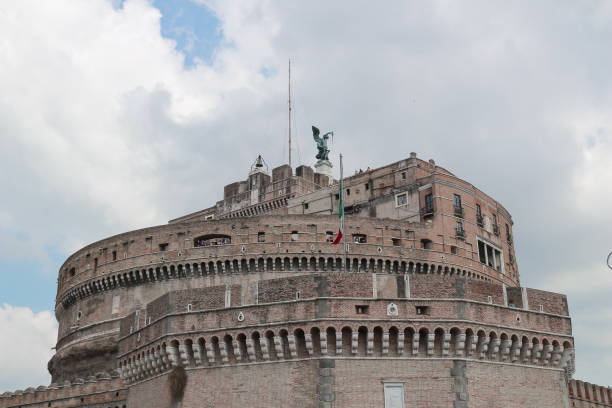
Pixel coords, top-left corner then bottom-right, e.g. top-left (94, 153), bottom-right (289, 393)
top-left (0, 0), bottom-right (611, 391)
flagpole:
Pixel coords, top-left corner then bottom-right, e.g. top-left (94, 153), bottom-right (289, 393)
top-left (339, 153), bottom-right (348, 273)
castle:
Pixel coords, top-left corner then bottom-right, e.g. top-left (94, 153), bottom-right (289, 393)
top-left (1, 151), bottom-right (609, 407)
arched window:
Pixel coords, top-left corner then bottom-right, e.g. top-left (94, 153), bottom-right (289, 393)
top-left (193, 234), bottom-right (231, 247)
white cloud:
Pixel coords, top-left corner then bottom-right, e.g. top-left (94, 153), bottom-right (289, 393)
top-left (0, 304), bottom-right (57, 391)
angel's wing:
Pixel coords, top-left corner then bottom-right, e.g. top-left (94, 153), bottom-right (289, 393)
top-left (312, 126), bottom-right (320, 142)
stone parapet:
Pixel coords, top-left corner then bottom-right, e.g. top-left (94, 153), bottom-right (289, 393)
top-left (0, 375), bottom-right (125, 408)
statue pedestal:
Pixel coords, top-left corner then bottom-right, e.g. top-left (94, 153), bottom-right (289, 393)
top-left (314, 160), bottom-right (334, 185)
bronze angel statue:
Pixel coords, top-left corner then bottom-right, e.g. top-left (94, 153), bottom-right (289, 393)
top-left (312, 126), bottom-right (333, 161)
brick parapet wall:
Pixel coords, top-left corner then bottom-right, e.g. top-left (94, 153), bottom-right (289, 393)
top-left (568, 380), bottom-right (612, 406)
top-left (116, 309), bottom-right (573, 387)
top-left (0, 376), bottom-right (125, 408)
top-left (56, 212), bottom-right (519, 304)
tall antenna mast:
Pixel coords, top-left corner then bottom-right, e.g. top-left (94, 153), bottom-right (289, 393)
top-left (288, 59), bottom-right (292, 169)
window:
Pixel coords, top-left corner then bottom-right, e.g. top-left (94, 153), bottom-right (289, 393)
top-left (295, 291), bottom-right (301, 300)
top-left (194, 234), bottom-right (231, 247)
top-left (335, 193), bottom-right (340, 200)
top-left (291, 231), bottom-right (299, 241)
top-left (365, 183), bottom-right (369, 191)
top-left (69, 267), bottom-right (75, 277)
top-left (476, 204), bottom-right (483, 227)
top-left (396, 193), bottom-right (407, 206)
top-left (392, 238), bottom-right (401, 246)
top-left (346, 188), bottom-right (350, 196)
top-left (415, 306), bottom-right (430, 315)
top-left (421, 239), bottom-right (433, 250)
top-left (539, 305), bottom-right (544, 312)
top-left (258, 232), bottom-right (265, 242)
top-left (456, 220), bottom-right (465, 238)
top-left (187, 304), bottom-right (192, 312)
top-left (477, 238), bottom-right (504, 274)
top-left (112, 250), bottom-right (117, 261)
top-left (159, 243), bottom-right (168, 251)
top-left (76, 310), bottom-right (82, 321)
top-left (454, 194), bottom-right (462, 209)
top-left (492, 214), bottom-right (499, 235)
top-left (401, 172), bottom-right (406, 180)
top-left (353, 234), bottom-right (367, 244)
top-left (355, 305), bottom-right (369, 314)
top-left (304, 202), bottom-right (309, 210)
top-left (487, 295), bottom-right (493, 304)
top-left (450, 245), bottom-right (457, 254)
top-left (326, 231), bottom-right (334, 243)
top-left (384, 382), bottom-right (404, 408)
top-left (94, 258), bottom-right (98, 271)
top-left (425, 194), bottom-right (433, 211)
top-left (505, 224), bottom-right (511, 242)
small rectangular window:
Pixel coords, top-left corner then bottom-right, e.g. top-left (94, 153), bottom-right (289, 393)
top-left (187, 304), bottom-right (192, 312)
top-left (159, 243), bottom-right (168, 251)
top-left (396, 193), bottom-right (407, 206)
top-left (112, 250), bottom-right (117, 261)
top-left (392, 238), bottom-right (401, 246)
top-left (365, 183), bottom-right (369, 191)
top-left (401, 172), bottom-right (406, 180)
top-left (335, 193), bottom-right (340, 200)
top-left (487, 295), bottom-right (493, 304)
top-left (355, 305), bottom-right (369, 314)
top-left (326, 231), bottom-right (334, 243)
top-left (425, 194), bottom-right (433, 211)
top-left (539, 304), bottom-right (544, 312)
top-left (352, 234), bottom-right (367, 244)
top-left (454, 194), bottom-right (462, 209)
top-left (258, 232), bottom-right (265, 242)
top-left (476, 204), bottom-right (481, 216)
top-left (384, 382), bottom-right (404, 408)
top-left (450, 245), bottom-right (457, 254)
top-left (415, 306), bottom-right (430, 315)
top-left (295, 291), bottom-right (301, 300)
top-left (304, 202), bottom-right (309, 210)
top-left (291, 231), bottom-right (299, 241)
top-left (346, 188), bottom-right (350, 196)
top-left (94, 258), bottom-right (98, 271)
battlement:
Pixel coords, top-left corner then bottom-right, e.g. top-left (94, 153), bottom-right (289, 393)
top-left (568, 379), bottom-right (612, 406)
top-left (0, 375), bottom-right (125, 408)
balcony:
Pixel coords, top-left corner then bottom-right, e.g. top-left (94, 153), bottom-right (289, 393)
top-left (454, 206), bottom-right (464, 218)
top-left (455, 228), bottom-right (466, 239)
top-left (420, 206), bottom-right (434, 218)
top-left (493, 224), bottom-right (500, 236)
top-left (476, 214), bottom-right (484, 227)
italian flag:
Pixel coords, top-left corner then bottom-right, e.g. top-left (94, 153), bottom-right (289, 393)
top-left (332, 177), bottom-right (344, 245)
